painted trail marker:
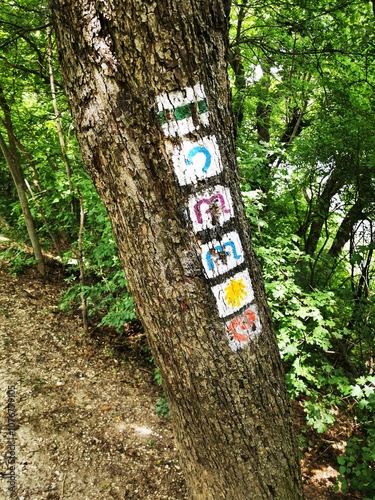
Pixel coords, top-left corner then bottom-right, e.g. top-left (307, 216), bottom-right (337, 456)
top-left (201, 231), bottom-right (244, 279)
top-left (211, 269), bottom-right (254, 318)
top-left (188, 185), bottom-right (234, 232)
top-left (171, 135), bottom-right (223, 186)
top-left (225, 306), bottom-right (262, 352)
top-left (188, 147), bottom-right (211, 173)
top-left (156, 83), bottom-right (209, 137)
top-left (157, 82), bottom-right (262, 350)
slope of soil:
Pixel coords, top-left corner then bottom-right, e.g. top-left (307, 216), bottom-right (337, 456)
top-left (0, 259), bottom-right (186, 499)
top-left (0, 254), bottom-right (358, 499)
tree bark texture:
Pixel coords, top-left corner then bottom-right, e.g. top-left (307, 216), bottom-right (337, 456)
top-left (48, 1), bottom-right (304, 498)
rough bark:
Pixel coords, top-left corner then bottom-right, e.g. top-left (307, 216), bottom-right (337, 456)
top-left (48, 1), bottom-right (304, 498)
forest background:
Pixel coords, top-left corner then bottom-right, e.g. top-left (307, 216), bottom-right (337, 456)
top-left (0, 0), bottom-right (374, 497)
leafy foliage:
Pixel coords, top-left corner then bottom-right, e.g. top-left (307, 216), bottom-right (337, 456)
top-left (233, 2), bottom-right (375, 493)
top-left (0, 242), bottom-right (37, 275)
top-left (0, 0), bottom-right (135, 332)
top-left (336, 424), bottom-right (375, 496)
top-left (57, 176), bottom-right (136, 330)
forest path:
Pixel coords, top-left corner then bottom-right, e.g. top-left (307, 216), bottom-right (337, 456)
top-left (0, 259), bottom-right (186, 499)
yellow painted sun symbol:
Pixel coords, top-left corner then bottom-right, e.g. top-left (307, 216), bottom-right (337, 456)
top-left (223, 278), bottom-right (248, 308)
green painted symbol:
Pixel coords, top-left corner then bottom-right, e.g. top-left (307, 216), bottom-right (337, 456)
top-left (158, 99), bottom-right (208, 125)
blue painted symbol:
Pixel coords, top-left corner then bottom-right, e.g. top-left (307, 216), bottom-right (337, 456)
top-left (186, 146), bottom-right (211, 173)
top-left (206, 241), bottom-right (242, 271)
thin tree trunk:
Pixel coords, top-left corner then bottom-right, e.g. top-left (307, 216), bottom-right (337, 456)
top-left (303, 169), bottom-right (345, 255)
top-left (0, 131), bottom-right (46, 279)
top-left (329, 199), bottom-right (365, 257)
top-left (0, 86), bottom-right (47, 280)
top-left (48, 1), bottom-right (304, 497)
top-left (47, 26), bottom-right (73, 190)
top-left (0, 114), bottom-right (63, 256)
top-left (77, 190), bottom-right (88, 333)
top-left (228, 2), bottom-right (249, 130)
top-left (24, 179), bottom-right (62, 256)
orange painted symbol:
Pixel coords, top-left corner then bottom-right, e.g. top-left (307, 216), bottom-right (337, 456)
top-left (226, 309), bottom-right (257, 343)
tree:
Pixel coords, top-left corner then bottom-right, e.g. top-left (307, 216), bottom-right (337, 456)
top-left (47, 1), bottom-right (304, 498)
top-left (0, 86), bottom-right (46, 279)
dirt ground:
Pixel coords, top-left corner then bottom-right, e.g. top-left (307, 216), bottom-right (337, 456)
top-left (0, 252), bottom-right (359, 499)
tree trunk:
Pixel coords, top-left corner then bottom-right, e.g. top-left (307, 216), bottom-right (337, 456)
top-left (47, 26), bottom-right (74, 189)
top-left (0, 132), bottom-right (46, 279)
top-left (48, 1), bottom-right (304, 498)
top-left (302, 169), bottom-right (345, 255)
top-left (228, 2), bottom-right (249, 131)
top-left (329, 199), bottom-right (365, 258)
top-left (0, 87), bottom-right (46, 280)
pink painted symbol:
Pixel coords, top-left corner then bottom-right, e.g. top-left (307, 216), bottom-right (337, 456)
top-left (194, 194), bottom-right (230, 224)
top-left (188, 186), bottom-right (234, 232)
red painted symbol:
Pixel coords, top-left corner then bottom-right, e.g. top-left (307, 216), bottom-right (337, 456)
top-left (226, 309), bottom-right (257, 343)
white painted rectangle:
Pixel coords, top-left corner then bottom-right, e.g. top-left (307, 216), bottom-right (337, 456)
top-left (225, 305), bottom-right (262, 351)
top-left (155, 83), bottom-right (209, 137)
top-left (201, 231), bottom-right (244, 279)
top-left (211, 269), bottom-right (254, 318)
top-left (171, 135), bottom-right (223, 186)
top-left (188, 185), bottom-right (234, 233)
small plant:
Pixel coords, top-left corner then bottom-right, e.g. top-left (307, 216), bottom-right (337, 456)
top-left (0, 243), bottom-right (36, 275)
top-left (31, 377), bottom-right (46, 394)
top-left (154, 367), bottom-right (162, 386)
top-left (59, 237), bottom-right (135, 331)
top-left (154, 368), bottom-right (170, 418)
top-left (155, 393), bottom-right (170, 419)
top-left (336, 377), bottom-right (375, 497)
top-left (336, 430), bottom-right (375, 496)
